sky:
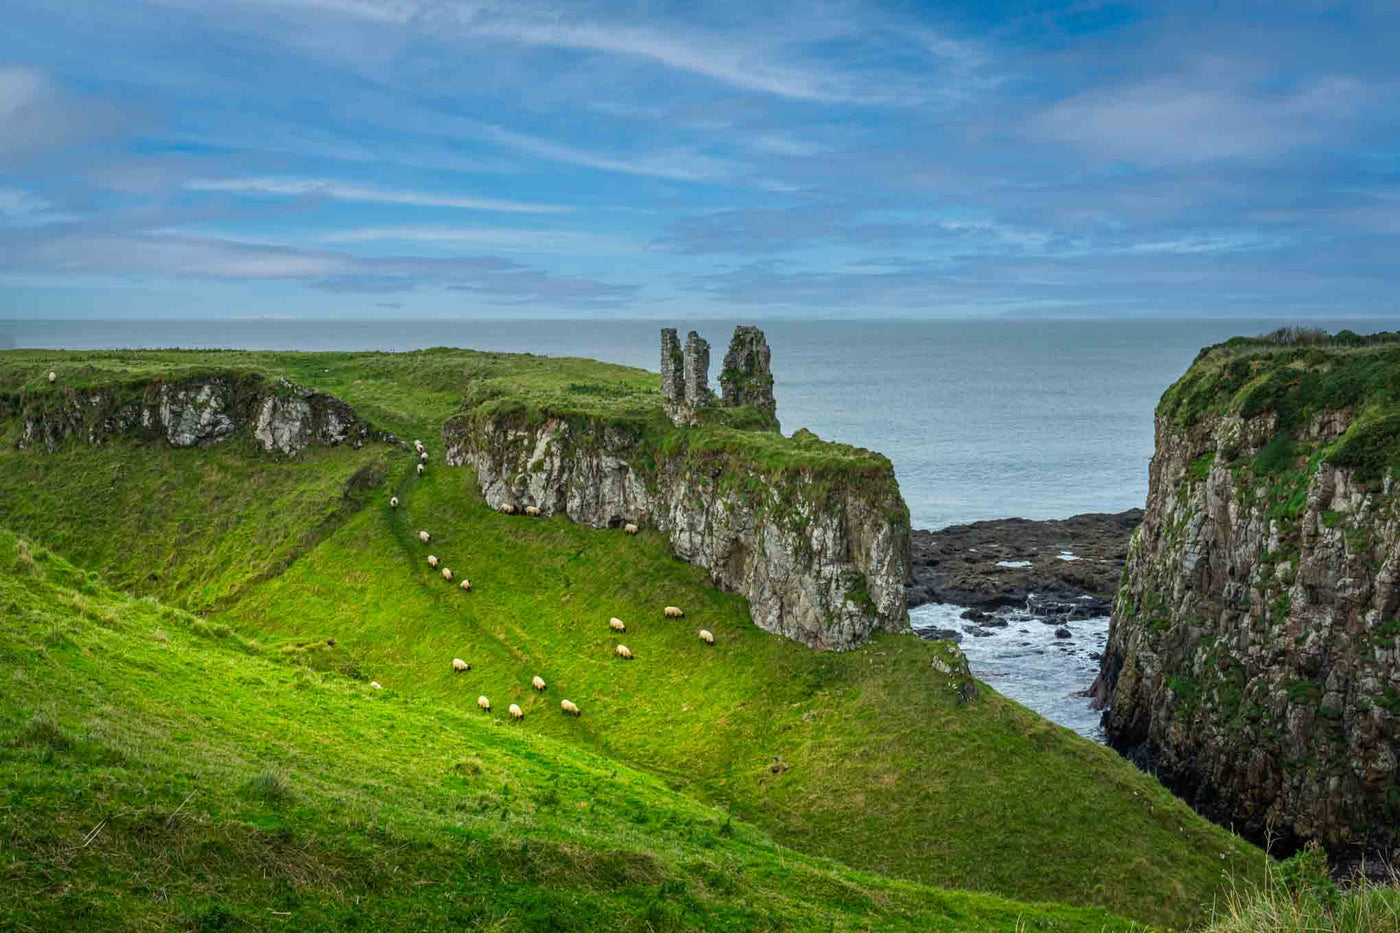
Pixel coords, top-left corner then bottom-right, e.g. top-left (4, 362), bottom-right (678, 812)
top-left (1, 0), bottom-right (1397, 320)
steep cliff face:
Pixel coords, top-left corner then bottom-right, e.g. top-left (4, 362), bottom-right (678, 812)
top-left (444, 412), bottom-right (910, 650)
top-left (10, 375), bottom-right (390, 455)
top-left (1093, 336), bottom-right (1400, 861)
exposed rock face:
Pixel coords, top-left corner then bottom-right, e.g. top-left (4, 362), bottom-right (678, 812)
top-left (1092, 407), bottom-right (1400, 861)
top-left (15, 376), bottom-right (389, 456)
top-left (720, 325), bottom-right (776, 415)
top-left (443, 415), bottom-right (910, 651)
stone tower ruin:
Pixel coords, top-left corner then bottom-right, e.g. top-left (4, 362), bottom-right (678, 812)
top-left (661, 325), bottom-right (776, 426)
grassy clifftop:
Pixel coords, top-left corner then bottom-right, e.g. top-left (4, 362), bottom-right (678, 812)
top-left (1157, 330), bottom-right (1400, 485)
top-left (0, 348), bottom-right (1264, 928)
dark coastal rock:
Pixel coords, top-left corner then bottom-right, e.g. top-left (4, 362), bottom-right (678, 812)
top-left (1054, 627), bottom-right (1072, 639)
top-left (907, 509), bottom-right (1142, 617)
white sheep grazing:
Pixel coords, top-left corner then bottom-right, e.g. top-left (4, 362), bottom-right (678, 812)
top-left (441, 567), bottom-right (453, 581)
top-left (427, 555), bottom-right (439, 568)
top-left (419, 530), bottom-right (430, 543)
top-left (532, 675), bottom-right (547, 692)
top-left (509, 703), bottom-right (524, 720)
top-left (499, 503), bottom-right (516, 515)
top-left (699, 629), bottom-right (715, 645)
top-left (477, 695), bottom-right (491, 711)
top-left (561, 699), bottom-right (580, 716)
top-left (390, 496), bottom-right (399, 508)
top-left (664, 606), bottom-right (684, 618)
top-left (609, 617), bottom-right (626, 632)
top-left (370, 681), bottom-right (382, 690)
top-left (624, 523), bottom-right (638, 535)
top-left (420, 451), bottom-right (429, 462)
top-left (615, 644), bottom-right (633, 660)
top-left (414, 440), bottom-right (423, 451)
top-left (452, 658), bottom-right (469, 672)
top-left (417, 464), bottom-right (424, 476)
top-left (524, 505), bottom-right (540, 516)
top-left (47, 371), bottom-right (56, 383)
top-left (460, 579), bottom-right (472, 592)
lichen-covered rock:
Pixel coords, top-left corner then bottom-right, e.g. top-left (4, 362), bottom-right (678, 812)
top-left (159, 382), bottom-right (238, 447)
top-left (253, 384), bottom-right (363, 455)
top-left (15, 376), bottom-right (390, 456)
top-left (444, 414), bottom-right (911, 651)
top-left (1093, 403), bottom-right (1400, 862)
top-left (720, 325), bottom-right (776, 415)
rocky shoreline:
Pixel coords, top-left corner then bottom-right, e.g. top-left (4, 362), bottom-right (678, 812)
top-left (907, 509), bottom-right (1142, 636)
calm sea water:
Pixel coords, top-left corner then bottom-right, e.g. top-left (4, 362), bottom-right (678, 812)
top-left (7, 316), bottom-right (1388, 737)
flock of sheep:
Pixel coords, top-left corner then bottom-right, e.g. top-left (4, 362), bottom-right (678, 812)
top-left (380, 437), bottom-right (717, 723)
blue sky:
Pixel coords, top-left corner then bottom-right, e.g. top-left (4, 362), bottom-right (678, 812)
top-left (1, 0), bottom-right (1397, 319)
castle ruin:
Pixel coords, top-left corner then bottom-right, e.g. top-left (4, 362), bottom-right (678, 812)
top-left (661, 325), bottom-right (775, 426)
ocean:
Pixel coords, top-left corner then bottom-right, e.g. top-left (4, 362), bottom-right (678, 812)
top-left (7, 316), bottom-right (1389, 738)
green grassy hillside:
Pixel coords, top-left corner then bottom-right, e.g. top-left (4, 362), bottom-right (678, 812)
top-left (0, 531), bottom-right (1140, 932)
top-left (0, 348), bottom-right (1265, 929)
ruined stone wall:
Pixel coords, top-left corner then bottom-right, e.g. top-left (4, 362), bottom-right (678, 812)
top-left (720, 325), bottom-right (776, 414)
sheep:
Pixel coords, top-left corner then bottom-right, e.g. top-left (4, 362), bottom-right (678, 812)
top-left (624, 523), bottom-right (638, 535)
top-left (420, 451), bottom-right (429, 462)
top-left (417, 463), bottom-right (424, 476)
top-left (532, 675), bottom-right (547, 692)
top-left (370, 681), bottom-right (382, 690)
top-left (524, 505), bottom-right (540, 516)
top-left (477, 695), bottom-right (491, 711)
top-left (441, 567), bottom-right (453, 581)
top-left (47, 371), bottom-right (56, 383)
top-left (498, 503), bottom-right (516, 515)
top-left (699, 629), bottom-right (715, 645)
top-left (452, 658), bottom-right (470, 673)
top-left (509, 703), bottom-right (523, 720)
top-left (561, 699), bottom-right (580, 716)
top-left (615, 644), bottom-right (633, 660)
top-left (663, 606), bottom-right (684, 618)
top-left (414, 440), bottom-right (423, 451)
top-left (390, 496), bottom-right (399, 508)
top-left (460, 579), bottom-right (472, 592)
top-left (427, 555), bottom-right (439, 568)
top-left (419, 530), bottom-right (430, 543)
top-left (609, 617), bottom-right (626, 632)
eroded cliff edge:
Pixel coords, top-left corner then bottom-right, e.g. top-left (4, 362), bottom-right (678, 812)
top-left (1092, 332), bottom-right (1400, 861)
top-left (442, 329), bottom-right (911, 651)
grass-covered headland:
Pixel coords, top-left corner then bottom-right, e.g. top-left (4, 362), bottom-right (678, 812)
top-left (0, 346), bottom-right (1298, 930)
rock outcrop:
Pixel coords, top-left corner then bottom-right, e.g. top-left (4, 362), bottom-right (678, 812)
top-left (1092, 340), bottom-right (1400, 863)
top-left (14, 375), bottom-right (389, 456)
top-left (720, 325), bottom-right (776, 415)
top-left (443, 414), bottom-right (910, 651)
top-left (908, 509), bottom-right (1142, 619)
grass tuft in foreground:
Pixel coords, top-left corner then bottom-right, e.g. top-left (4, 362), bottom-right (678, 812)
top-left (1203, 843), bottom-right (1400, 933)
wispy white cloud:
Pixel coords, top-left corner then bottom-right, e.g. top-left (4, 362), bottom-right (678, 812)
top-left (0, 65), bottom-right (133, 164)
top-left (317, 224), bottom-right (639, 253)
top-left (184, 176), bottom-right (570, 213)
top-left (1028, 75), bottom-right (1375, 164)
top-left (480, 124), bottom-right (740, 182)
